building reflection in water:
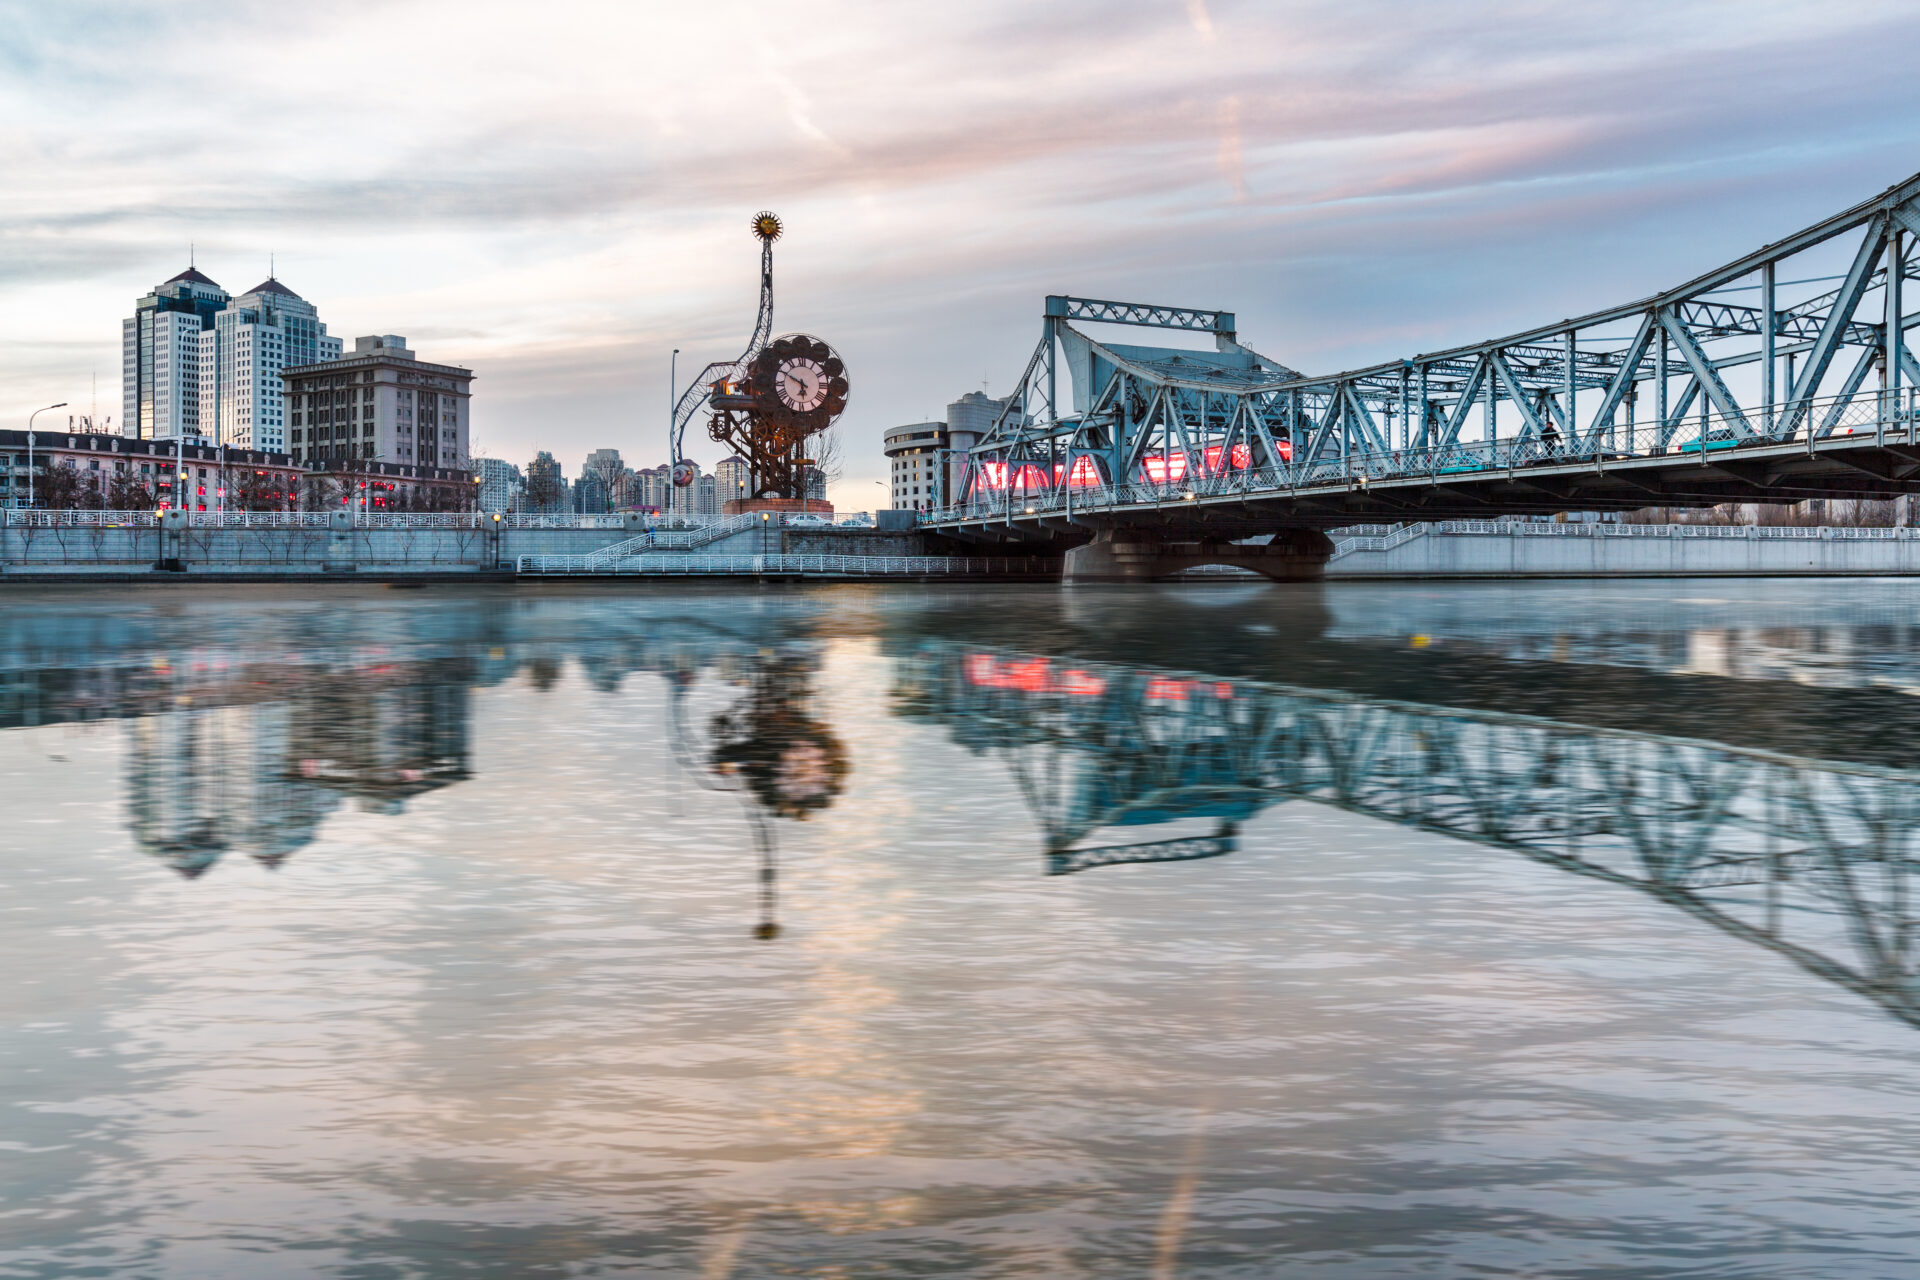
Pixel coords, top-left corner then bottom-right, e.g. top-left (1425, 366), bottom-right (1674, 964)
top-left (4, 606), bottom-right (848, 918)
top-left (123, 662), bottom-right (473, 877)
top-left (895, 641), bottom-right (1920, 1031)
top-left (17, 597), bottom-right (1920, 1031)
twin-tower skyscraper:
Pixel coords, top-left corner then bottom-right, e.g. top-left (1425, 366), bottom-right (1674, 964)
top-left (121, 266), bottom-right (341, 453)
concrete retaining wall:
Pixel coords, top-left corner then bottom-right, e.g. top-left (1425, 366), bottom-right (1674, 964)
top-left (782, 530), bottom-right (925, 556)
top-left (1, 526), bottom-right (528, 574)
top-left (0, 523), bottom-right (904, 577)
top-left (1329, 526), bottom-right (1920, 577)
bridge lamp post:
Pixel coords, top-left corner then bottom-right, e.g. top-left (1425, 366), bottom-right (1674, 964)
top-left (26, 403), bottom-right (66, 509)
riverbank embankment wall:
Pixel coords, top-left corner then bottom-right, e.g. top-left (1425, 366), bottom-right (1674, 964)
top-left (0, 523), bottom-right (933, 578)
top-left (1328, 522), bottom-right (1920, 577)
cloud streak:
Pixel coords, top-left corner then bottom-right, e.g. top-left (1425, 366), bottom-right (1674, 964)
top-left (0, 0), bottom-right (1916, 501)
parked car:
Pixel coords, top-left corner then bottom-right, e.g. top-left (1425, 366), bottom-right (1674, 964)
top-left (837, 514), bottom-right (875, 528)
top-left (784, 513), bottom-right (833, 528)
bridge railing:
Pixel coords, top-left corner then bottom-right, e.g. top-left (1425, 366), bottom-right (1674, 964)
top-left (1328, 519), bottom-right (1920, 558)
top-left (928, 385), bottom-right (1920, 523)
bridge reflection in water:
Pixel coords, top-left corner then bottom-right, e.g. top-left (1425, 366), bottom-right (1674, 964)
top-left (894, 643), bottom-right (1920, 1029)
top-left (9, 594), bottom-right (1920, 1029)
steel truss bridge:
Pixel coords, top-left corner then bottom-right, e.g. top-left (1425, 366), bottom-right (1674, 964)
top-left (936, 171), bottom-right (1920, 542)
top-left (897, 643), bottom-right (1920, 1029)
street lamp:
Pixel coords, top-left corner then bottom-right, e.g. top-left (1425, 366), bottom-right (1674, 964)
top-left (668, 348), bottom-right (681, 518)
top-left (26, 403), bottom-right (66, 509)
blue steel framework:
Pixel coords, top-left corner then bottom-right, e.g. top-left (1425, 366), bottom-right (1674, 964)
top-left (902, 642), bottom-right (1920, 1030)
top-left (941, 170), bottom-right (1920, 533)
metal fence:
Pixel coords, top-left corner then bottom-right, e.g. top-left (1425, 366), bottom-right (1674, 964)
top-left (517, 553), bottom-right (1055, 577)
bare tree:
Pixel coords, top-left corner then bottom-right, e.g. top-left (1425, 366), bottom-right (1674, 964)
top-left (583, 454), bottom-right (627, 512)
top-left (107, 469), bottom-right (154, 510)
top-left (523, 457), bottom-right (566, 512)
top-left (35, 462), bottom-right (81, 509)
top-left (806, 424), bottom-right (845, 502)
top-left (303, 473), bottom-right (351, 512)
top-left (232, 469), bottom-right (290, 511)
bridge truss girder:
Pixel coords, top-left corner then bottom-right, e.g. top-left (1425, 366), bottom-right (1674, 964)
top-left (954, 171), bottom-right (1920, 523)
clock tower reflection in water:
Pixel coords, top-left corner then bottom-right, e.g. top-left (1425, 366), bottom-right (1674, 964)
top-left (667, 642), bottom-right (849, 939)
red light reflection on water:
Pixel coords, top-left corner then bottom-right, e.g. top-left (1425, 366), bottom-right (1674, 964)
top-left (1142, 676), bottom-right (1237, 701)
top-left (964, 654), bottom-right (1106, 696)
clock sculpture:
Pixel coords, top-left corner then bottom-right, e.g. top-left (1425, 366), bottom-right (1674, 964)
top-left (667, 212), bottom-right (850, 502)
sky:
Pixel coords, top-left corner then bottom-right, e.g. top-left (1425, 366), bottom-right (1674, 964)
top-left (2, 0), bottom-right (1919, 508)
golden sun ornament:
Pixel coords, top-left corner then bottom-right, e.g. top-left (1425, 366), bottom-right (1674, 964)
top-left (751, 211), bottom-right (783, 242)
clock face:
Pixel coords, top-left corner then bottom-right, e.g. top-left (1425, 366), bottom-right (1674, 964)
top-left (774, 356), bottom-right (828, 413)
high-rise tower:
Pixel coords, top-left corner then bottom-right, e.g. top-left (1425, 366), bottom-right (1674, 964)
top-left (123, 267), bottom-right (230, 441)
top-left (200, 277), bottom-right (342, 452)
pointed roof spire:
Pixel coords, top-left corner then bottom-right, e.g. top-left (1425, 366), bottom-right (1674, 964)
top-left (165, 265), bottom-right (221, 288)
top-left (245, 277), bottom-right (302, 299)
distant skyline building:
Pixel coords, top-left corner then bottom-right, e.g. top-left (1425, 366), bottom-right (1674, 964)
top-left (668, 458), bottom-right (701, 515)
top-left (885, 420), bottom-right (945, 510)
top-left (625, 463), bottom-right (668, 512)
top-left (284, 335), bottom-right (471, 469)
top-left (202, 276), bottom-right (342, 452)
top-left (475, 457), bottom-right (522, 512)
top-left (123, 266), bottom-right (229, 441)
top-left (944, 391), bottom-right (1015, 507)
top-left (573, 448), bottom-right (619, 513)
top-left (578, 448), bottom-right (626, 513)
top-left (523, 451), bottom-right (568, 512)
top-left (714, 456), bottom-right (751, 508)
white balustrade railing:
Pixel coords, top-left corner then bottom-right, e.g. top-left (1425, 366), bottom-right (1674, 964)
top-left (516, 553), bottom-right (1051, 577)
top-left (0, 508), bottom-right (879, 532)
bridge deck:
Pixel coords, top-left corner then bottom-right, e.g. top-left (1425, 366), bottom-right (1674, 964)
top-left (931, 398), bottom-right (1920, 540)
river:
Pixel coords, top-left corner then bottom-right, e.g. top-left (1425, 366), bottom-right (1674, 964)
top-left (3, 579), bottom-right (1919, 1278)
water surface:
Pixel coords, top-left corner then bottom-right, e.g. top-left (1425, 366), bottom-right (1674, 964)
top-left (4, 580), bottom-right (1920, 1277)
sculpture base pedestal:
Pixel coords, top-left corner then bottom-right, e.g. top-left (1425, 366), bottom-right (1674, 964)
top-left (722, 498), bottom-right (835, 518)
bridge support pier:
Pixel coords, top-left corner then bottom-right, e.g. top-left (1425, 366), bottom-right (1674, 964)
top-left (1062, 529), bottom-right (1333, 583)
